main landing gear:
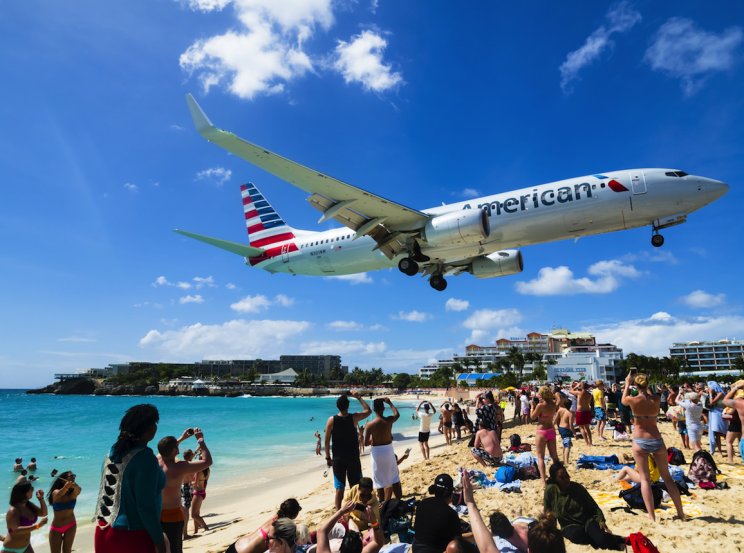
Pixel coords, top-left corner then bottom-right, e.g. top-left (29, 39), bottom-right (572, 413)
top-left (398, 257), bottom-right (419, 276)
top-left (430, 274), bottom-right (447, 292)
top-left (651, 231), bottom-right (664, 248)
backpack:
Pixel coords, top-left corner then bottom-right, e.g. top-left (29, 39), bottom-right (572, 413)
top-left (496, 466), bottom-right (517, 484)
top-left (619, 484), bottom-right (663, 512)
top-left (509, 434), bottom-right (521, 449)
top-left (626, 532), bottom-right (660, 553)
top-left (688, 450), bottom-right (720, 484)
top-left (615, 422), bottom-right (627, 433)
top-left (667, 447), bottom-right (686, 465)
top-left (517, 463), bottom-right (539, 480)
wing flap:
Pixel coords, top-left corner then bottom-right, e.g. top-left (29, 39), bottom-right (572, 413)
top-left (174, 230), bottom-right (266, 258)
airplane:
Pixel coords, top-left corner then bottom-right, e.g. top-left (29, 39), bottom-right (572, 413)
top-left (176, 94), bottom-right (729, 292)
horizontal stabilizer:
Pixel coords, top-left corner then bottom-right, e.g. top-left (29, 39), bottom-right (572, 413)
top-left (174, 230), bottom-right (266, 258)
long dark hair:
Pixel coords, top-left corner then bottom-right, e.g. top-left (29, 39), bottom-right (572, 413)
top-left (47, 471), bottom-right (73, 504)
top-left (10, 482), bottom-right (38, 515)
top-left (112, 404), bottom-right (160, 457)
top-left (277, 498), bottom-right (301, 519)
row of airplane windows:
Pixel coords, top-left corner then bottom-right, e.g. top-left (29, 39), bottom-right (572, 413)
top-left (300, 234), bottom-right (353, 248)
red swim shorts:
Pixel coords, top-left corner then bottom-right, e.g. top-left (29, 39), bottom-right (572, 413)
top-left (576, 410), bottom-right (592, 426)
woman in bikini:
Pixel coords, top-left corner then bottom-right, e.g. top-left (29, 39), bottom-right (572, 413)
top-left (621, 372), bottom-right (685, 521)
top-left (315, 432), bottom-right (322, 456)
top-left (225, 499), bottom-right (301, 553)
top-left (530, 386), bottom-right (559, 487)
top-left (3, 482), bottom-right (48, 553)
top-left (191, 467), bottom-right (210, 535)
top-left (47, 471), bottom-right (80, 553)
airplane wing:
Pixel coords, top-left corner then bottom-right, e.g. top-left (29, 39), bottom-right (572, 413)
top-left (186, 94), bottom-right (428, 259)
top-left (174, 230), bottom-right (266, 258)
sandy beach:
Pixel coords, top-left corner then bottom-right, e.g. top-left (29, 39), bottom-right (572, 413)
top-left (29, 399), bottom-right (744, 553)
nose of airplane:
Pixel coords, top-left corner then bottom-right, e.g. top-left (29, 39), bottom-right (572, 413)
top-left (707, 178), bottom-right (729, 202)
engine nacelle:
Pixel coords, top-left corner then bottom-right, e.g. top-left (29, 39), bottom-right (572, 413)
top-left (422, 209), bottom-right (490, 247)
top-left (471, 250), bottom-right (524, 279)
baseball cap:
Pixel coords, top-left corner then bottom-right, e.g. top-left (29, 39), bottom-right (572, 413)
top-left (432, 474), bottom-right (454, 495)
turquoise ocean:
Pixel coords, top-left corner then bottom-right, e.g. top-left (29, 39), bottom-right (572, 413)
top-left (1, 390), bottom-right (425, 534)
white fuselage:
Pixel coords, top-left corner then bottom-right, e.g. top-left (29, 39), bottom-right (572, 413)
top-left (252, 169), bottom-right (727, 276)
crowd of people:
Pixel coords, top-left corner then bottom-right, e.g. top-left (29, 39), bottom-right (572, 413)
top-left (4, 377), bottom-right (743, 553)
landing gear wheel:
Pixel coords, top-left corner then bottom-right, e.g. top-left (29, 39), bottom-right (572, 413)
top-left (430, 275), bottom-right (447, 291)
top-left (651, 234), bottom-right (664, 248)
top-left (398, 257), bottom-right (419, 276)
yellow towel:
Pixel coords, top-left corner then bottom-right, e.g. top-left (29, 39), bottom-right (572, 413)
top-left (587, 490), bottom-right (702, 518)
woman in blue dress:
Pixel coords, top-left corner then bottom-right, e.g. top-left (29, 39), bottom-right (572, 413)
top-left (707, 381), bottom-right (728, 456)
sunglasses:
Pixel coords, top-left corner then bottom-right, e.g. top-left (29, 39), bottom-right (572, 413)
top-left (264, 534), bottom-right (278, 547)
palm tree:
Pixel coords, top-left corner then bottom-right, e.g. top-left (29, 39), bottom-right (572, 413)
top-left (506, 346), bottom-right (526, 381)
top-left (461, 357), bottom-right (473, 374)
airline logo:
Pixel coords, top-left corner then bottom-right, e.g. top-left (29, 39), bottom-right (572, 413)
top-left (594, 175), bottom-right (629, 192)
top-left (241, 183), bottom-right (297, 265)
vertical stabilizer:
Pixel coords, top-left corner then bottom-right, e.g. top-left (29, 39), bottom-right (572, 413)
top-left (241, 182), bottom-right (296, 248)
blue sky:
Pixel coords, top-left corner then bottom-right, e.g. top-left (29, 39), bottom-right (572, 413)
top-left (2, 0), bottom-right (743, 388)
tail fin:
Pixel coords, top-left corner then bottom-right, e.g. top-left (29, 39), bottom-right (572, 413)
top-left (241, 182), bottom-right (296, 248)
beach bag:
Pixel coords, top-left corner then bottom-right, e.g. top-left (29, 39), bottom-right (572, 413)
top-left (667, 447), bottom-right (685, 465)
top-left (688, 450), bottom-right (720, 485)
top-left (514, 444), bottom-right (532, 453)
top-left (619, 484), bottom-right (663, 512)
top-left (625, 532), bottom-right (660, 553)
top-left (614, 430), bottom-right (631, 441)
top-left (517, 463), bottom-right (539, 480)
top-left (509, 434), bottom-right (521, 449)
top-left (496, 466), bottom-right (517, 484)
top-left (667, 405), bottom-right (685, 421)
top-left (615, 422), bottom-right (627, 433)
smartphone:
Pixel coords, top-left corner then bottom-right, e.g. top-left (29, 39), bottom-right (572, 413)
top-left (404, 447), bottom-right (412, 455)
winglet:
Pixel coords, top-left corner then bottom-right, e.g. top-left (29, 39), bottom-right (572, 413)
top-left (186, 94), bottom-right (214, 133)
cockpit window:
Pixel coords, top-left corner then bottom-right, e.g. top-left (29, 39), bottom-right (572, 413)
top-left (665, 172), bottom-right (678, 177)
top-left (665, 171), bottom-right (689, 177)
top-left (675, 171), bottom-right (688, 177)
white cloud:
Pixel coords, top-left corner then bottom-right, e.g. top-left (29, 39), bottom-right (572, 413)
top-left (300, 340), bottom-right (387, 355)
top-left (194, 276), bottom-right (217, 288)
top-left (161, 318), bottom-right (179, 327)
top-left (179, 0), bottom-right (332, 100)
top-left (231, 294), bottom-right (272, 313)
top-left (678, 290), bottom-right (726, 309)
top-left (57, 337), bottom-right (96, 342)
top-left (584, 312), bottom-right (744, 357)
top-left (226, 283), bottom-right (237, 290)
top-left (462, 309), bottom-right (522, 330)
top-left (515, 259), bottom-right (641, 296)
top-left (140, 318), bottom-right (310, 359)
top-left (369, 0), bottom-right (378, 14)
top-left (170, 124), bottom-right (185, 131)
top-left (274, 294), bottom-right (295, 307)
top-left (134, 302), bottom-right (150, 307)
top-left (153, 276), bottom-right (170, 287)
top-left (445, 298), bottom-right (470, 312)
top-left (333, 30), bottom-right (403, 92)
top-left (622, 250), bottom-right (679, 265)
top-left (195, 167), bottom-right (232, 186)
top-left (459, 188), bottom-right (482, 199)
top-left (180, 294), bottom-right (205, 304)
top-left (124, 183), bottom-right (138, 192)
top-left (327, 320), bottom-right (364, 331)
top-left (176, 282), bottom-right (192, 289)
top-left (644, 18), bottom-right (743, 96)
top-left (559, 1), bottom-right (641, 92)
top-left (324, 273), bottom-right (373, 284)
top-left (392, 310), bottom-right (431, 322)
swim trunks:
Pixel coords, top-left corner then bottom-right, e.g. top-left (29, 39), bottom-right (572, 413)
top-left (594, 407), bottom-right (607, 421)
top-left (418, 432), bottom-right (430, 443)
top-left (678, 420), bottom-right (688, 435)
top-left (332, 457), bottom-right (362, 490)
top-left (444, 421), bottom-right (453, 428)
top-left (558, 427), bottom-right (573, 448)
top-left (471, 448), bottom-right (501, 465)
top-left (180, 483), bottom-right (192, 509)
top-left (576, 410), bottom-right (592, 426)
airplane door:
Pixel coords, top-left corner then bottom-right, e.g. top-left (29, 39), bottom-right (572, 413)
top-left (281, 244), bottom-right (290, 263)
top-left (630, 171), bottom-right (647, 195)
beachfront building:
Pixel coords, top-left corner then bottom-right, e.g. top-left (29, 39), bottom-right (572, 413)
top-left (547, 347), bottom-right (623, 382)
top-left (280, 355), bottom-right (346, 380)
top-left (670, 339), bottom-right (744, 376)
top-left (255, 368), bottom-right (298, 384)
top-left (418, 359), bottom-right (456, 378)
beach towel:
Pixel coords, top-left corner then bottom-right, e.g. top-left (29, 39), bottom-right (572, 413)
top-left (587, 490), bottom-right (702, 518)
top-left (717, 464), bottom-right (744, 479)
top-left (370, 443), bottom-right (400, 489)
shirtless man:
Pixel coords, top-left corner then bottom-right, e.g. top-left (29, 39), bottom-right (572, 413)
top-left (723, 382), bottom-right (744, 463)
top-left (13, 458), bottom-right (23, 472)
top-left (470, 421), bottom-right (502, 467)
top-left (364, 397), bottom-right (401, 502)
top-left (489, 511), bottom-right (535, 553)
top-left (440, 401), bottom-right (454, 445)
top-left (553, 399), bottom-right (576, 463)
top-left (157, 427), bottom-right (213, 553)
top-left (26, 458), bottom-right (37, 471)
top-left (570, 381), bottom-right (593, 446)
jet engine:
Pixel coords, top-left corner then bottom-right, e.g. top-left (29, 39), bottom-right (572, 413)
top-left (471, 250), bottom-right (524, 279)
top-left (422, 209), bottom-right (490, 247)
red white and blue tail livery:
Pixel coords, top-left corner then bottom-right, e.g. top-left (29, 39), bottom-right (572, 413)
top-left (175, 94), bottom-right (729, 291)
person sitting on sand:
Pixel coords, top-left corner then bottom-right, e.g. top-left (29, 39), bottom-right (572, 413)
top-left (622, 373), bottom-right (685, 522)
top-left (412, 474), bottom-right (473, 553)
top-left (157, 427), bottom-right (213, 551)
top-left (343, 478), bottom-right (380, 533)
top-left (3, 482), bottom-right (49, 553)
top-left (613, 454), bottom-right (660, 485)
top-left (27, 458), bottom-right (37, 471)
top-left (48, 470), bottom-right (81, 553)
top-left (489, 511), bottom-right (536, 553)
top-left (553, 399), bottom-right (575, 464)
top-left (365, 398), bottom-right (402, 503)
top-left (531, 386), bottom-right (559, 488)
top-left (543, 462), bottom-right (625, 550)
top-left (569, 382), bottom-right (593, 447)
top-left (461, 474), bottom-right (564, 553)
top-left (225, 499), bottom-right (302, 553)
top-left (470, 421), bottom-right (502, 467)
top-left (317, 501), bottom-right (384, 553)
top-left (13, 458), bottom-right (23, 472)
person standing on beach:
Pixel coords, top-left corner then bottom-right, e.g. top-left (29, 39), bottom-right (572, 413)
top-left (48, 471), bottom-right (81, 553)
top-left (440, 401), bottom-right (454, 446)
top-left (157, 427), bottom-right (213, 551)
top-left (416, 400), bottom-right (434, 461)
top-left (315, 432), bottom-right (322, 456)
top-left (723, 381), bottom-right (744, 462)
top-left (191, 467), bottom-right (210, 535)
top-left (570, 382), bottom-right (593, 447)
top-left (324, 393), bottom-right (372, 510)
top-left (592, 382), bottom-right (607, 442)
top-left (554, 399), bottom-right (576, 464)
top-left (358, 423), bottom-right (366, 457)
top-left (180, 449), bottom-right (196, 541)
top-left (365, 397), bottom-right (402, 502)
top-left (4, 482), bottom-right (48, 553)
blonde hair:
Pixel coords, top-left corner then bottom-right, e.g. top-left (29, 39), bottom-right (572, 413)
top-left (686, 392), bottom-right (699, 402)
top-left (538, 386), bottom-right (554, 402)
top-left (295, 523), bottom-right (310, 545)
top-left (634, 373), bottom-right (649, 389)
top-left (595, 380), bottom-right (603, 386)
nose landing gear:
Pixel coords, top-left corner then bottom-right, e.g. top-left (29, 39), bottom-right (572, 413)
top-left (398, 257), bottom-right (419, 276)
top-left (430, 274), bottom-right (447, 291)
top-left (651, 232), bottom-right (664, 248)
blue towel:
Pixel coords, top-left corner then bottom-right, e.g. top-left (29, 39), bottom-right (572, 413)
top-left (579, 454), bottom-right (620, 464)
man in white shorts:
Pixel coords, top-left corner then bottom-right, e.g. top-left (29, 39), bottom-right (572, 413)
top-left (519, 392), bottom-right (530, 425)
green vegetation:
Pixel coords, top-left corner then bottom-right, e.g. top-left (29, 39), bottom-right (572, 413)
top-left (107, 363), bottom-right (194, 386)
